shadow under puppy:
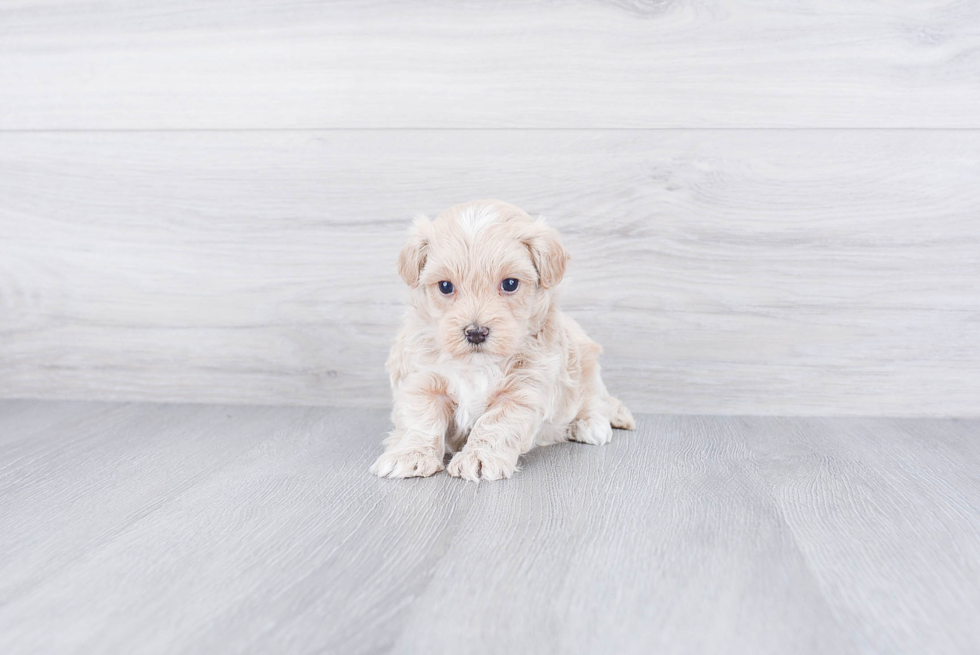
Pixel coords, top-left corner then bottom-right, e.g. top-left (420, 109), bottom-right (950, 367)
top-left (371, 200), bottom-right (634, 482)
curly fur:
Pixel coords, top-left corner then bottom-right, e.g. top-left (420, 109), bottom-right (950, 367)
top-left (370, 200), bottom-right (634, 482)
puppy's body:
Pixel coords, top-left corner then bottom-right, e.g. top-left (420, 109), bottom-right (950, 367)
top-left (371, 200), bottom-right (634, 481)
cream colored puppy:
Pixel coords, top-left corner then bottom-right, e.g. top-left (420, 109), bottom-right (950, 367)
top-left (370, 200), bottom-right (634, 482)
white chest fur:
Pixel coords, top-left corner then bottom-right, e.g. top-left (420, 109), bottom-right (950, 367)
top-left (436, 358), bottom-right (504, 433)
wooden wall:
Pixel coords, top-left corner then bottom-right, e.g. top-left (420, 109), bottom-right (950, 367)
top-left (1, 1), bottom-right (978, 415)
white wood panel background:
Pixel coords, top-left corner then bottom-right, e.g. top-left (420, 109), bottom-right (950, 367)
top-left (1, 1), bottom-right (980, 129)
top-left (1, 131), bottom-right (977, 415)
top-left (1, 0), bottom-right (978, 414)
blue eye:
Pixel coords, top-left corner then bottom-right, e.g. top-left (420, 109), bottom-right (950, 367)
top-left (500, 278), bottom-right (519, 293)
top-left (438, 281), bottom-right (454, 295)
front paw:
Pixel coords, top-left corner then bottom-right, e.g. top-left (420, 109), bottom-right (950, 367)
top-left (447, 448), bottom-right (517, 482)
top-left (370, 448), bottom-right (444, 479)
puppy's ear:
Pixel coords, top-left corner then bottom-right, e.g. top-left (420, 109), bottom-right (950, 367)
top-left (397, 216), bottom-right (430, 287)
top-left (523, 220), bottom-right (569, 289)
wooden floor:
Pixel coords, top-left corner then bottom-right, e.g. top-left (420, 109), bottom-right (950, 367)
top-left (1, 401), bottom-right (978, 654)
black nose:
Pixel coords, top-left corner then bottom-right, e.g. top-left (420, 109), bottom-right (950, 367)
top-left (464, 325), bottom-right (490, 344)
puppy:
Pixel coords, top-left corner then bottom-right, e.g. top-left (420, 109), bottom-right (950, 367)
top-left (370, 200), bottom-right (634, 481)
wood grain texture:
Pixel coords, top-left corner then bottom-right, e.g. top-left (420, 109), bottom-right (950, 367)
top-left (2, 130), bottom-right (978, 415)
top-left (738, 416), bottom-right (980, 654)
top-left (2, 1), bottom-right (980, 129)
top-left (1, 401), bottom-right (979, 654)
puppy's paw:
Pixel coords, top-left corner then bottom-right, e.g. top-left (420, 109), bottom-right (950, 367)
top-left (370, 449), bottom-right (444, 479)
top-left (610, 398), bottom-right (636, 430)
top-left (446, 448), bottom-right (516, 482)
top-left (569, 417), bottom-right (613, 446)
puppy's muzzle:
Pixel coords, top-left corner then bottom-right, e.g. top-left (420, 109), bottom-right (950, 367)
top-left (464, 325), bottom-right (490, 344)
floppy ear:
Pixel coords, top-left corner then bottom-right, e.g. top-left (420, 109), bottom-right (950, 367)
top-left (397, 216), bottom-right (430, 287)
top-left (523, 220), bottom-right (569, 289)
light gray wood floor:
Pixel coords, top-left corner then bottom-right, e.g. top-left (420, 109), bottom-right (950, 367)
top-left (1, 401), bottom-right (978, 654)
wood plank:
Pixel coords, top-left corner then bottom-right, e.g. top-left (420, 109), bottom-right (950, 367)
top-left (3, 404), bottom-right (980, 652)
top-left (1, 1), bottom-right (979, 128)
top-left (1, 130), bottom-right (978, 415)
top-left (391, 415), bottom-right (860, 655)
top-left (739, 416), bottom-right (980, 654)
top-left (0, 400), bottom-right (112, 446)
top-left (0, 403), bottom-right (477, 654)
top-left (0, 403), bottom-right (277, 601)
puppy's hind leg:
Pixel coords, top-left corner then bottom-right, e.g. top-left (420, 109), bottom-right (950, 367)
top-left (609, 396), bottom-right (635, 430)
top-left (568, 395), bottom-right (634, 445)
top-left (567, 351), bottom-right (634, 444)
top-left (568, 375), bottom-right (615, 446)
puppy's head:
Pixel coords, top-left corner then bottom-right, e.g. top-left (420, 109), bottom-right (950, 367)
top-left (398, 200), bottom-right (569, 360)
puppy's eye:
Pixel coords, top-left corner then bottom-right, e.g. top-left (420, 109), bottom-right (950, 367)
top-left (500, 278), bottom-right (519, 294)
top-left (438, 281), bottom-right (454, 295)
